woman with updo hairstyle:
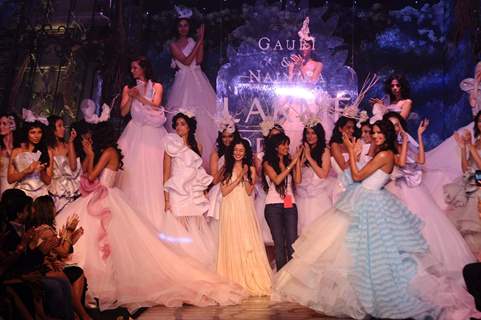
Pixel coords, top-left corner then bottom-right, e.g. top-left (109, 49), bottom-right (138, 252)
top-left (163, 111), bottom-right (217, 268)
top-left (117, 55), bottom-right (169, 230)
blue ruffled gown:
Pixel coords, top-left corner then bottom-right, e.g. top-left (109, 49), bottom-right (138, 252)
top-left (272, 169), bottom-right (479, 319)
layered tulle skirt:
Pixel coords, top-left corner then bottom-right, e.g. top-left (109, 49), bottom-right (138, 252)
top-left (272, 183), bottom-right (479, 319)
top-left (55, 185), bottom-right (247, 311)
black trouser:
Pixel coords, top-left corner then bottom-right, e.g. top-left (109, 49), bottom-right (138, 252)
top-left (265, 203), bottom-right (298, 270)
top-left (42, 277), bottom-right (74, 320)
top-left (463, 262), bottom-right (481, 311)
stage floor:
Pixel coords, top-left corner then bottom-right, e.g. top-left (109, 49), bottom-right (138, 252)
top-left (136, 297), bottom-right (349, 320)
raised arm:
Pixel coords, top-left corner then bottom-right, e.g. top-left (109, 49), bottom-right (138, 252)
top-left (209, 150), bottom-right (223, 184)
top-left (399, 99), bottom-right (412, 119)
top-left (40, 149), bottom-right (53, 185)
top-left (130, 82), bottom-right (163, 109)
top-left (263, 147), bottom-right (302, 186)
top-left (343, 134), bottom-right (392, 181)
top-left (453, 132), bottom-right (469, 173)
top-left (169, 40), bottom-right (203, 67)
top-left (195, 25), bottom-right (205, 65)
top-left (415, 119), bottom-right (428, 164)
top-left (120, 85), bottom-right (133, 117)
top-left (304, 143), bottom-right (330, 179)
top-left (67, 129), bottom-right (78, 171)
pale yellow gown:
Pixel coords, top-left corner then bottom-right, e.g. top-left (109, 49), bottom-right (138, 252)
top-left (217, 176), bottom-right (272, 296)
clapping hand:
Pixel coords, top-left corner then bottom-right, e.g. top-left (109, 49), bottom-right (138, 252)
top-left (128, 87), bottom-right (140, 98)
top-left (290, 54), bottom-right (304, 67)
top-left (342, 132), bottom-right (356, 151)
top-left (196, 24), bottom-right (205, 41)
top-left (453, 132), bottom-right (465, 148)
top-left (66, 214), bottom-right (80, 232)
top-left (369, 98), bottom-right (384, 106)
top-left (81, 137), bottom-right (94, 156)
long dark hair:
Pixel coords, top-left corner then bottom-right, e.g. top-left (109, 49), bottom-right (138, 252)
top-left (329, 116), bottom-right (356, 145)
top-left (21, 121), bottom-right (50, 165)
top-left (46, 115), bottom-right (64, 148)
top-left (32, 195), bottom-right (56, 228)
top-left (215, 128), bottom-right (241, 157)
top-left (383, 111), bottom-right (408, 132)
top-left (92, 122), bottom-right (123, 169)
top-left (372, 120), bottom-right (398, 154)
top-left (0, 112), bottom-right (20, 150)
top-left (262, 133), bottom-right (293, 197)
top-left (384, 73), bottom-right (411, 102)
top-left (302, 123), bottom-right (326, 167)
top-left (172, 112), bottom-right (201, 156)
top-left (223, 138), bottom-right (253, 185)
top-left (474, 110), bottom-right (481, 139)
top-left (1, 189), bottom-right (32, 222)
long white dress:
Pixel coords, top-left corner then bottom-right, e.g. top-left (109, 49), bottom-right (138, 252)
top-left (117, 79), bottom-right (168, 230)
top-left (273, 169), bottom-right (480, 320)
top-left (55, 168), bottom-right (247, 311)
top-left (253, 152), bottom-right (274, 244)
top-left (296, 163), bottom-right (332, 235)
top-left (167, 37), bottom-right (217, 166)
top-left (163, 133), bottom-right (217, 269)
top-left (386, 144), bottom-right (475, 278)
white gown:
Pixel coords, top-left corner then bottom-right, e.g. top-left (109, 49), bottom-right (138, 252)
top-left (163, 133), bottom-right (217, 269)
top-left (296, 164), bottom-right (332, 235)
top-left (55, 168), bottom-right (247, 311)
top-left (273, 169), bottom-right (480, 320)
top-left (167, 37), bottom-right (217, 166)
top-left (386, 146), bottom-right (475, 277)
top-left (253, 152), bottom-right (274, 244)
top-left (117, 79), bottom-right (168, 230)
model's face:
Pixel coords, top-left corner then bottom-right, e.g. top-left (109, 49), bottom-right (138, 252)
top-left (233, 143), bottom-right (246, 161)
top-left (361, 125), bottom-right (372, 143)
top-left (177, 19), bottom-right (190, 37)
top-left (0, 116), bottom-right (12, 136)
top-left (221, 131), bottom-right (234, 147)
top-left (301, 42), bottom-right (312, 58)
top-left (276, 141), bottom-right (290, 156)
top-left (175, 118), bottom-right (190, 137)
top-left (390, 79), bottom-right (401, 96)
top-left (130, 61), bottom-right (145, 80)
top-left (54, 119), bottom-right (65, 139)
top-left (341, 121), bottom-right (355, 138)
top-left (305, 127), bottom-right (318, 145)
top-left (388, 117), bottom-right (401, 134)
top-left (28, 127), bottom-right (42, 145)
top-left (372, 125), bottom-right (386, 146)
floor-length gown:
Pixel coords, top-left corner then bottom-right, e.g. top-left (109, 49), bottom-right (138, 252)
top-left (117, 79), bottom-right (168, 230)
top-left (272, 169), bottom-right (480, 320)
top-left (48, 155), bottom-right (81, 211)
top-left (386, 146), bottom-right (475, 277)
top-left (217, 175), bottom-right (272, 296)
top-left (167, 37), bottom-right (217, 166)
top-left (296, 164), bottom-right (332, 235)
top-left (12, 151), bottom-right (49, 199)
top-left (55, 168), bottom-right (247, 311)
top-left (444, 146), bottom-right (481, 256)
top-left (163, 133), bottom-right (217, 269)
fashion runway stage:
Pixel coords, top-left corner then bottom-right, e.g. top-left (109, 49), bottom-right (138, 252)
top-left (137, 297), bottom-right (346, 320)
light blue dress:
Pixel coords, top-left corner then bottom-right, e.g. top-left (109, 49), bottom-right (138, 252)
top-left (273, 168), bottom-right (479, 319)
